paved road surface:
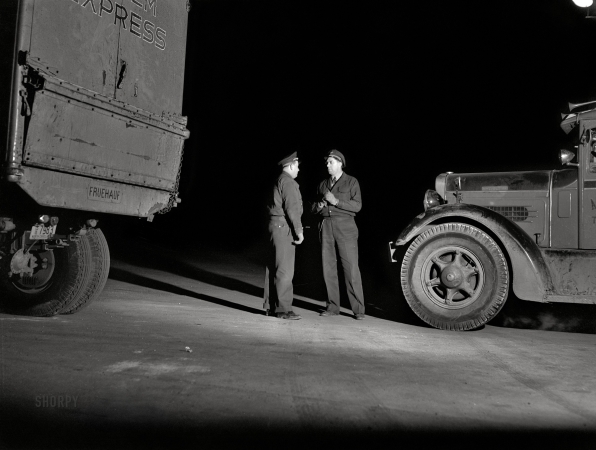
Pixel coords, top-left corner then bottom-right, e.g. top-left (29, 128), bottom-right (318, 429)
top-left (1, 238), bottom-right (595, 450)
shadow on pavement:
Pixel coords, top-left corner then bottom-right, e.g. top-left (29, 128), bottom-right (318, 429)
top-left (110, 239), bottom-right (264, 299)
top-left (108, 234), bottom-right (596, 334)
top-left (109, 268), bottom-right (264, 316)
top-left (108, 235), bottom-right (412, 323)
top-left (490, 298), bottom-right (596, 334)
top-left (1, 403), bottom-right (595, 450)
top-left (110, 267), bottom-right (347, 319)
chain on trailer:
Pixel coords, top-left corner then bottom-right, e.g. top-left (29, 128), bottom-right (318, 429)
top-left (158, 140), bottom-right (184, 215)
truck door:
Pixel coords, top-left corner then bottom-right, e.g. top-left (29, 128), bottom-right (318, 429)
top-left (114, 0), bottom-right (188, 116)
top-left (28, 0), bottom-right (119, 98)
top-left (581, 128), bottom-right (596, 249)
top-left (551, 169), bottom-right (579, 249)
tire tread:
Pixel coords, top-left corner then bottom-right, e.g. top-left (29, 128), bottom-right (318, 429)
top-left (401, 223), bottom-right (509, 331)
top-left (60, 228), bottom-right (110, 314)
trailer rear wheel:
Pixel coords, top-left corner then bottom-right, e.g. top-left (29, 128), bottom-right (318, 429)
top-left (401, 223), bottom-right (509, 331)
top-left (60, 229), bottom-right (110, 314)
top-left (0, 229), bottom-right (108, 316)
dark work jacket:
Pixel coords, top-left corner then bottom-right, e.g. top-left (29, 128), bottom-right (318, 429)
top-left (312, 172), bottom-right (362, 218)
top-left (267, 171), bottom-right (303, 235)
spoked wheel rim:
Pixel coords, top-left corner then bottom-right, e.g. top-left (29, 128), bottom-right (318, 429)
top-left (420, 245), bottom-right (485, 310)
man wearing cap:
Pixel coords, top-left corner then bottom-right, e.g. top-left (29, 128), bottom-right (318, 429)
top-left (264, 152), bottom-right (304, 320)
top-left (312, 149), bottom-right (365, 320)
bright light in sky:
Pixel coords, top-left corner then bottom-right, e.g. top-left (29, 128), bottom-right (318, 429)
top-left (572, 0), bottom-right (593, 7)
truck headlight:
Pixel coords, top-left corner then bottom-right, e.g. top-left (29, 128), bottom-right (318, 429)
top-left (423, 189), bottom-right (443, 210)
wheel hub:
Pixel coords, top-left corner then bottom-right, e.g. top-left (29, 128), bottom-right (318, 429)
top-left (421, 245), bottom-right (485, 310)
top-left (10, 249), bottom-right (56, 293)
top-left (9, 249), bottom-right (38, 275)
top-left (441, 267), bottom-right (463, 288)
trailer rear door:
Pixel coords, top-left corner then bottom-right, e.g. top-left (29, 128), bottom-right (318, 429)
top-left (27, 0), bottom-right (188, 116)
top-left (115, 0), bottom-right (188, 116)
top-left (28, 0), bottom-right (119, 98)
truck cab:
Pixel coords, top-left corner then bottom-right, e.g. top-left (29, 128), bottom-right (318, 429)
top-left (390, 101), bottom-right (596, 331)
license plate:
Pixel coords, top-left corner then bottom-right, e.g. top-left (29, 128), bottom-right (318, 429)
top-left (30, 224), bottom-right (57, 240)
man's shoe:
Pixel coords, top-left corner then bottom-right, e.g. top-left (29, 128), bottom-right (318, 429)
top-left (320, 310), bottom-right (340, 317)
top-left (277, 311), bottom-right (301, 320)
top-left (355, 314), bottom-right (365, 320)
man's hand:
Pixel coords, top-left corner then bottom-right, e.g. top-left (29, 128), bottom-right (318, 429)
top-left (294, 233), bottom-right (304, 245)
top-left (324, 191), bottom-right (338, 205)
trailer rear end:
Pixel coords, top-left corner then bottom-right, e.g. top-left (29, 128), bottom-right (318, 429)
top-left (0, 0), bottom-right (190, 316)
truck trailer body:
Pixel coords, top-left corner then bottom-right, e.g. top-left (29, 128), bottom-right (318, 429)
top-left (0, 0), bottom-right (190, 316)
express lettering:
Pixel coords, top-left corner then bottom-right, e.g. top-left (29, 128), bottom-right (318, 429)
top-left (72, 0), bottom-right (167, 51)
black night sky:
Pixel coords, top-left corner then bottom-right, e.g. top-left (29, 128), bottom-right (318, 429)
top-left (136, 0), bottom-right (596, 265)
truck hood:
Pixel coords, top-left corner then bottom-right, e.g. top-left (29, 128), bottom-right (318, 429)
top-left (444, 171), bottom-right (551, 192)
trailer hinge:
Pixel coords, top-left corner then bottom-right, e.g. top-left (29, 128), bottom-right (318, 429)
top-left (19, 89), bottom-right (31, 116)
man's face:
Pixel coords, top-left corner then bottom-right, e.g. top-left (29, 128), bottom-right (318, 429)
top-left (326, 157), bottom-right (342, 177)
top-left (288, 161), bottom-right (300, 179)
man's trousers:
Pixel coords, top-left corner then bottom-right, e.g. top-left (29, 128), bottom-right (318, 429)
top-left (320, 216), bottom-right (365, 315)
top-left (264, 217), bottom-right (295, 313)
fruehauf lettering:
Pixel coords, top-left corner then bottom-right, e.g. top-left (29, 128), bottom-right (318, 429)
top-left (88, 185), bottom-right (123, 203)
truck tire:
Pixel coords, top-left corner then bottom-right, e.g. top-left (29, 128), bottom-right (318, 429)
top-left (0, 229), bottom-right (108, 316)
top-left (401, 223), bottom-right (509, 331)
top-left (60, 229), bottom-right (110, 314)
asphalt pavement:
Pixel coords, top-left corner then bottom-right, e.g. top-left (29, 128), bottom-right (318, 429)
top-left (1, 237), bottom-right (596, 450)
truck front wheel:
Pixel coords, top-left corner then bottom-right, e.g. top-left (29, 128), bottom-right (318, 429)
top-left (401, 223), bottom-right (509, 331)
top-left (0, 229), bottom-right (109, 316)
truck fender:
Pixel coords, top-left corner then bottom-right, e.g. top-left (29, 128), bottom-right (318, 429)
top-left (392, 203), bottom-right (553, 303)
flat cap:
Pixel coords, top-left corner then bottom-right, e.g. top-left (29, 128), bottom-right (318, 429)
top-left (325, 149), bottom-right (346, 167)
top-left (278, 151), bottom-right (299, 166)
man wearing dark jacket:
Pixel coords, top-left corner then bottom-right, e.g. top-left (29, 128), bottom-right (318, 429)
top-left (312, 149), bottom-right (365, 320)
top-left (264, 152), bottom-right (304, 320)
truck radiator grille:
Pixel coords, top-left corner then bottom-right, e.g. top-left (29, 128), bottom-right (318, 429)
top-left (486, 206), bottom-right (532, 222)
